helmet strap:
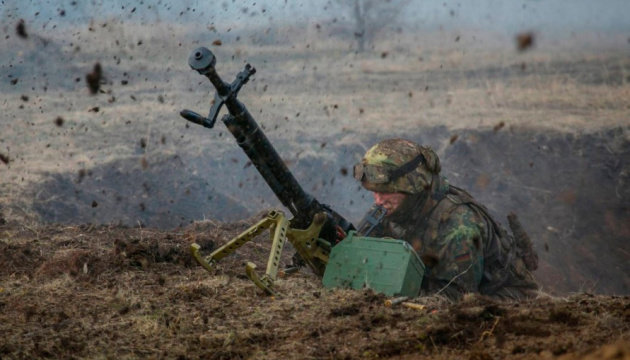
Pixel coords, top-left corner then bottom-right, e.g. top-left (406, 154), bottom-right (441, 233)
top-left (388, 153), bottom-right (426, 181)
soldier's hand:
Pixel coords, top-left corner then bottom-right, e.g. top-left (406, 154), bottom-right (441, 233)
top-left (335, 225), bottom-right (347, 243)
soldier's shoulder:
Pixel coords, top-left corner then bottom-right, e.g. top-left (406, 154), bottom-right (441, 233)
top-left (435, 196), bottom-right (482, 224)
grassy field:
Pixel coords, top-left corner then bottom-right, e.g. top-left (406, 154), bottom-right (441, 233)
top-left (2, 23), bottom-right (628, 187)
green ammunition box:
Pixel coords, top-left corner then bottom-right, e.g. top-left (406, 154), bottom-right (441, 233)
top-left (322, 231), bottom-right (425, 297)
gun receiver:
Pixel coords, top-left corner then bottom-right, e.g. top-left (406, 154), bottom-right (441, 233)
top-left (181, 47), bottom-right (354, 292)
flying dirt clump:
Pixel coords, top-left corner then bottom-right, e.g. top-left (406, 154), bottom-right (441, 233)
top-left (16, 19), bottom-right (28, 39)
top-left (516, 32), bottom-right (535, 52)
top-left (0, 154), bottom-right (9, 166)
top-left (85, 63), bottom-right (103, 95)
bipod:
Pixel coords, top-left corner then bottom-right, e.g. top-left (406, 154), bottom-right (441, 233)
top-left (191, 210), bottom-right (330, 295)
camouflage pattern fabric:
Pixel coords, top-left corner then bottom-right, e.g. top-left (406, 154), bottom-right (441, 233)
top-left (367, 176), bottom-right (539, 301)
top-left (358, 139), bottom-right (440, 194)
top-left (357, 139), bottom-right (539, 301)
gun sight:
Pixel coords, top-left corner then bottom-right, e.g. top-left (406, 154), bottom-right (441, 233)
top-left (187, 47), bottom-right (216, 74)
top-left (181, 47), bottom-right (256, 128)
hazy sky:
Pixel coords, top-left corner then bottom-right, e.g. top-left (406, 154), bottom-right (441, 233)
top-left (3, 0), bottom-right (629, 34)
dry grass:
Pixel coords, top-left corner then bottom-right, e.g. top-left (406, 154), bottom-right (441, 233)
top-left (2, 33), bottom-right (629, 218)
top-left (2, 25), bottom-right (627, 183)
top-left (0, 220), bottom-right (627, 358)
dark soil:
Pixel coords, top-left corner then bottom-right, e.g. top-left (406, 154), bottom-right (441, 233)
top-left (31, 154), bottom-right (250, 228)
top-left (0, 219), bottom-right (628, 359)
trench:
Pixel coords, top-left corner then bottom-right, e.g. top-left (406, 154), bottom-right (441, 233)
top-left (30, 126), bottom-right (629, 294)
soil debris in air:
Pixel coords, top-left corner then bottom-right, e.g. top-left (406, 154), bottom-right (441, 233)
top-left (16, 19), bottom-right (28, 38)
top-left (86, 63), bottom-right (103, 95)
top-left (516, 32), bottom-right (535, 52)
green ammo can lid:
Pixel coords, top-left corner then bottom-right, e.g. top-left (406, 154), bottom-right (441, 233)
top-left (322, 231), bottom-right (425, 297)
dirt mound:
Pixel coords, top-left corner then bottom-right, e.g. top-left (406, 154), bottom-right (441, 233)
top-left (568, 340), bottom-right (630, 360)
top-left (30, 154), bottom-right (250, 228)
top-left (441, 126), bottom-right (630, 295)
top-left (0, 240), bottom-right (44, 277)
top-left (0, 220), bottom-right (628, 359)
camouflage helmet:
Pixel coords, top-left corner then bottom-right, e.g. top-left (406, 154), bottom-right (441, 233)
top-left (354, 139), bottom-right (441, 194)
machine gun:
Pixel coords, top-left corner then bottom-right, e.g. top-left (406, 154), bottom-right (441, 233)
top-left (180, 47), bottom-right (355, 295)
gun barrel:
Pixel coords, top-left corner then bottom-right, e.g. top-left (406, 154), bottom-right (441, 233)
top-left (182, 47), bottom-right (354, 239)
top-left (222, 111), bottom-right (314, 228)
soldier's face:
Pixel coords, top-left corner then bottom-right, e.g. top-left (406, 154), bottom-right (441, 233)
top-left (372, 192), bottom-right (407, 215)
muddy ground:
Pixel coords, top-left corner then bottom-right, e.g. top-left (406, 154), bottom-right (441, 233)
top-left (0, 219), bottom-right (628, 359)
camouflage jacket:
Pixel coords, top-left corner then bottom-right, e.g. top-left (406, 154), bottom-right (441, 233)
top-left (368, 176), bottom-right (539, 300)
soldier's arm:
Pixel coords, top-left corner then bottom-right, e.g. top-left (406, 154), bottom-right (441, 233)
top-left (421, 205), bottom-right (486, 300)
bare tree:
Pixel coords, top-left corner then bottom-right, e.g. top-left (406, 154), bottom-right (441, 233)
top-left (335, 0), bottom-right (410, 52)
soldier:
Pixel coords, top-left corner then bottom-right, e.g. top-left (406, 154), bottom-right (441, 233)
top-left (353, 138), bottom-right (539, 300)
